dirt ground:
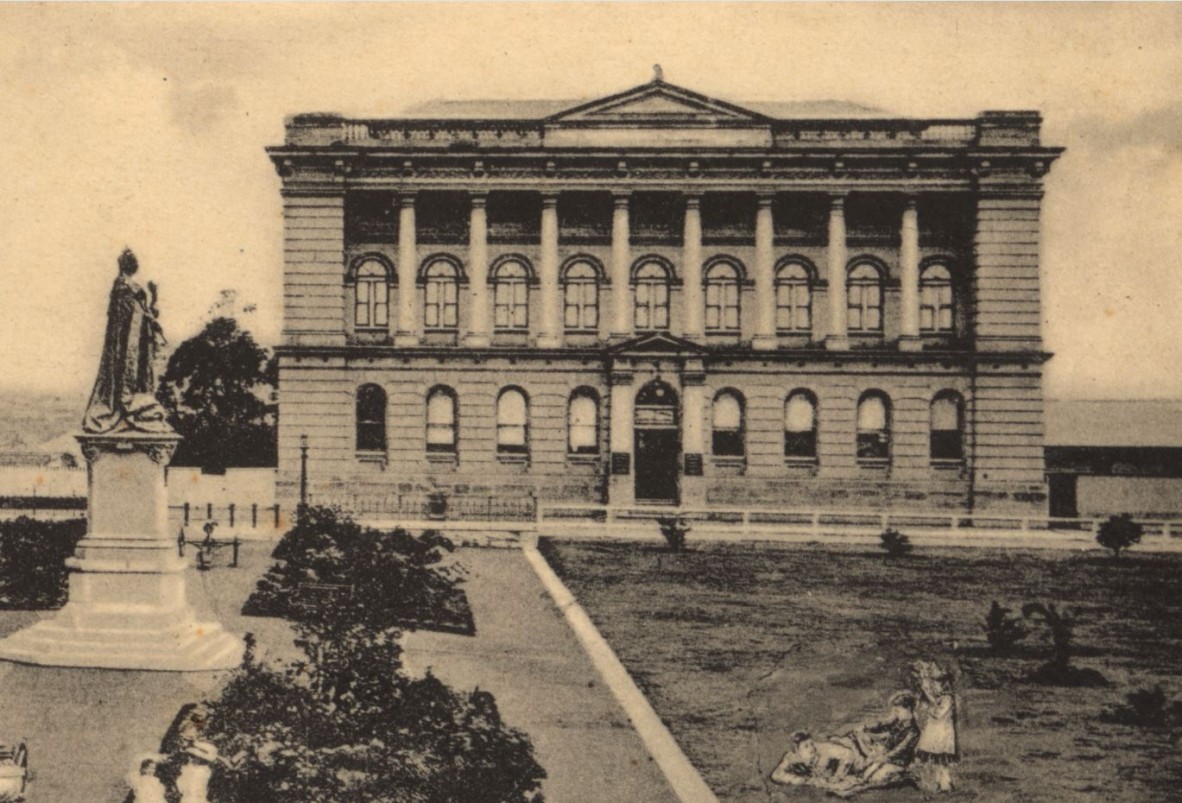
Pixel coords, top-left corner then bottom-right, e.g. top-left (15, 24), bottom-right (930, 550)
top-left (539, 538), bottom-right (1182, 803)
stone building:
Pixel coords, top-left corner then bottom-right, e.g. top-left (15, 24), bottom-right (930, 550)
top-left (267, 77), bottom-right (1062, 516)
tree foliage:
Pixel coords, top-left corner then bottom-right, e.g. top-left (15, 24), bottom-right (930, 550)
top-left (157, 316), bottom-right (277, 470)
top-left (1096, 514), bottom-right (1143, 560)
top-left (0, 517), bottom-right (86, 609)
top-left (201, 506), bottom-right (543, 802)
top-left (243, 505), bottom-right (471, 633)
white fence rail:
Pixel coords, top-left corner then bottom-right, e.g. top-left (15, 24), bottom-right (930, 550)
top-left (538, 503), bottom-right (1182, 540)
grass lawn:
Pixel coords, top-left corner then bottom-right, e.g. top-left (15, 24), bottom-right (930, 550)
top-left (538, 538), bottom-right (1182, 802)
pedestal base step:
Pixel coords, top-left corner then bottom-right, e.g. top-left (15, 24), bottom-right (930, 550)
top-left (0, 619), bottom-right (243, 672)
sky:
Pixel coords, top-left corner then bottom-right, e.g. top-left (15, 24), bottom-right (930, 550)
top-left (1, 3), bottom-right (1180, 400)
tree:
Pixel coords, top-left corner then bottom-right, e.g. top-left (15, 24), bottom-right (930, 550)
top-left (157, 317), bottom-right (277, 471)
top-left (1096, 513), bottom-right (1143, 560)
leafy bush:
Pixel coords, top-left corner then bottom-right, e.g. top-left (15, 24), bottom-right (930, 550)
top-left (243, 505), bottom-right (471, 634)
top-left (1112, 686), bottom-right (1182, 728)
top-left (1096, 514), bottom-right (1143, 560)
top-left (879, 527), bottom-right (913, 558)
top-left (983, 601), bottom-right (1027, 654)
top-left (202, 623), bottom-right (545, 802)
top-left (656, 515), bottom-right (690, 552)
top-left (0, 516), bottom-right (86, 609)
top-left (1022, 602), bottom-right (1075, 671)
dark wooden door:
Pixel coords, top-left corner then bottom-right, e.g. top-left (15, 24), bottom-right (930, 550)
top-left (635, 429), bottom-right (680, 504)
top-left (1048, 473), bottom-right (1078, 518)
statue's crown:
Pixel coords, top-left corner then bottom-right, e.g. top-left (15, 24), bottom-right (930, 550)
top-left (118, 247), bottom-right (138, 274)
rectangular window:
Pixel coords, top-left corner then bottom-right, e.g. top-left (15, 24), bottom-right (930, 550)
top-left (857, 432), bottom-right (890, 460)
top-left (355, 281), bottom-right (371, 327)
top-left (784, 430), bottom-right (816, 459)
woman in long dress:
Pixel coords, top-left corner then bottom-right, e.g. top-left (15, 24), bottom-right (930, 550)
top-left (82, 248), bottom-right (171, 434)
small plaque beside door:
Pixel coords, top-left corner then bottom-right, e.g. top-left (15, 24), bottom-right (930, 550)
top-left (610, 452), bottom-right (631, 475)
top-left (684, 453), bottom-right (703, 476)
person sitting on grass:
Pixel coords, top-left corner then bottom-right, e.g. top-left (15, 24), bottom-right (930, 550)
top-left (771, 691), bottom-right (921, 796)
top-left (771, 730), bottom-right (864, 789)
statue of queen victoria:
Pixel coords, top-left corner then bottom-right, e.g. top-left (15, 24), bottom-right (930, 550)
top-left (82, 248), bottom-right (173, 434)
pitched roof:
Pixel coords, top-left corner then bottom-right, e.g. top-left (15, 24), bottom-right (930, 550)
top-left (401, 96), bottom-right (888, 121)
top-left (1045, 400), bottom-right (1182, 448)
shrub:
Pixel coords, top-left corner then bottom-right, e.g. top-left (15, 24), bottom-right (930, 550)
top-left (983, 601), bottom-right (1027, 654)
top-left (656, 515), bottom-right (690, 552)
top-left (1022, 602), bottom-right (1075, 671)
top-left (879, 527), bottom-right (913, 558)
top-left (202, 621), bottom-right (545, 802)
top-left (243, 505), bottom-right (471, 634)
top-left (1096, 514), bottom-right (1143, 560)
top-left (0, 516), bottom-right (86, 609)
top-left (1113, 686), bottom-right (1182, 728)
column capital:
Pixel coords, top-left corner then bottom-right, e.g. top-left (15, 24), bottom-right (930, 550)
top-left (540, 190), bottom-right (560, 206)
top-left (755, 190), bottom-right (776, 206)
top-left (609, 369), bottom-right (634, 386)
top-left (612, 190), bottom-right (632, 206)
top-left (469, 191), bottom-right (489, 207)
top-left (828, 192), bottom-right (847, 209)
top-left (396, 190), bottom-right (419, 207)
top-left (682, 191), bottom-right (703, 207)
top-left (902, 194), bottom-right (919, 211)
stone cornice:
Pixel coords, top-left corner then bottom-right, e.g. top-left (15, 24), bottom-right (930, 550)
top-left (276, 343), bottom-right (1052, 367)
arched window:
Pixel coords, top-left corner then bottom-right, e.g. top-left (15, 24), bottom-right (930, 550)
top-left (856, 392), bottom-right (891, 461)
top-left (775, 261), bottom-right (812, 332)
top-left (704, 260), bottom-right (741, 332)
top-left (784, 391), bottom-right (818, 459)
top-left (568, 389), bottom-right (599, 454)
top-left (633, 261), bottom-right (671, 331)
top-left (847, 263), bottom-right (884, 332)
top-left (712, 390), bottom-right (745, 457)
top-left (356, 384), bottom-right (387, 452)
top-left (563, 260), bottom-right (600, 331)
top-left (423, 260), bottom-right (459, 330)
top-left (920, 263), bottom-right (954, 333)
top-left (354, 259), bottom-right (390, 330)
top-left (931, 391), bottom-right (965, 461)
top-left (426, 387), bottom-right (457, 453)
top-left (497, 388), bottom-right (529, 454)
top-left (493, 259), bottom-right (530, 330)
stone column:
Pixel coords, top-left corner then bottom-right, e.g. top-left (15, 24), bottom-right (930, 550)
top-left (537, 191), bottom-right (562, 348)
top-left (825, 194), bottom-right (850, 351)
top-left (610, 192), bottom-right (633, 341)
top-left (682, 193), bottom-right (704, 340)
top-left (752, 192), bottom-right (777, 350)
top-left (0, 433), bottom-right (242, 670)
top-left (463, 192), bottom-right (490, 347)
top-left (680, 363), bottom-right (707, 505)
top-left (608, 369), bottom-right (634, 505)
top-left (394, 191), bottom-right (419, 346)
top-left (899, 196), bottom-right (921, 351)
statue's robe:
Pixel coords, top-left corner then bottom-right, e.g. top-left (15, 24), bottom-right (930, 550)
top-left (82, 275), bottom-right (170, 433)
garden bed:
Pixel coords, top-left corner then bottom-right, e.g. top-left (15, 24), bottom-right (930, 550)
top-left (539, 538), bottom-right (1182, 802)
top-left (0, 517), bottom-right (86, 609)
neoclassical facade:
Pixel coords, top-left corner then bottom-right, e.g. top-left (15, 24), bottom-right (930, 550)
top-left (268, 78), bottom-right (1062, 515)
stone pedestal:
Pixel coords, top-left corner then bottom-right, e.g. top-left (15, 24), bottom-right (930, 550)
top-left (0, 433), bottom-right (243, 671)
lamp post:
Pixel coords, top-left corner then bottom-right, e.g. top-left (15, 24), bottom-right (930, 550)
top-left (299, 434), bottom-right (309, 505)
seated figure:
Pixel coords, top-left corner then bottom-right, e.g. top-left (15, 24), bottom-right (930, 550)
top-left (772, 691), bottom-right (920, 797)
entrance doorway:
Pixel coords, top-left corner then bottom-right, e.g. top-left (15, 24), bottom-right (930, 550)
top-left (634, 381), bottom-right (680, 504)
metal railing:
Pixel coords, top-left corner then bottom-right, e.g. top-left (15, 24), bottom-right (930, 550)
top-left (326, 493), bottom-right (537, 522)
top-left (537, 503), bottom-right (1182, 540)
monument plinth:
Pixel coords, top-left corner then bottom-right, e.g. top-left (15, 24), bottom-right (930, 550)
top-left (0, 247), bottom-right (242, 671)
top-left (0, 433), bottom-right (243, 670)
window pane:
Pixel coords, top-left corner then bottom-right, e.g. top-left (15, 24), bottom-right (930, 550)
top-left (931, 396), bottom-right (960, 431)
top-left (785, 430), bottom-right (816, 458)
top-left (498, 391), bottom-right (527, 426)
top-left (857, 396), bottom-right (887, 430)
top-left (569, 396), bottom-right (598, 452)
top-left (373, 298), bottom-right (388, 327)
top-left (785, 395), bottom-right (815, 432)
top-left (713, 394), bottom-right (742, 429)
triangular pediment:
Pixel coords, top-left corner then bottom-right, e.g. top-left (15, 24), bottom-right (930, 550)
top-left (609, 332), bottom-right (707, 355)
top-left (549, 80), bottom-right (768, 124)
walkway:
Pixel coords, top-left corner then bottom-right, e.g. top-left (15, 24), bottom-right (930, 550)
top-left (0, 543), bottom-right (292, 803)
top-left (403, 548), bottom-right (680, 803)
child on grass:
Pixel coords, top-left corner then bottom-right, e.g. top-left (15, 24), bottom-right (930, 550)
top-left (912, 660), bottom-right (959, 793)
